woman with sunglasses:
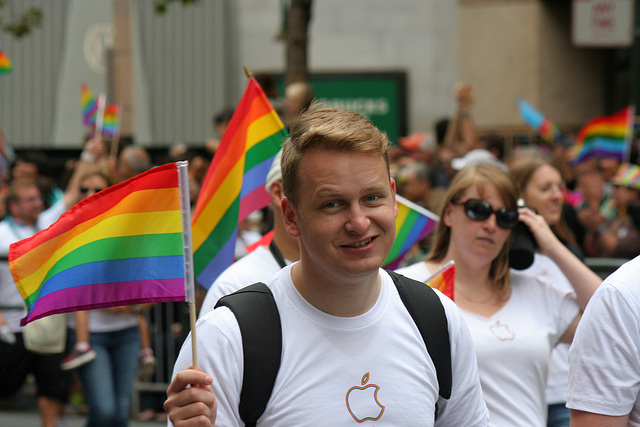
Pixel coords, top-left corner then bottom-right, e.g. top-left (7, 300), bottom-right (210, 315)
top-left (396, 163), bottom-right (599, 426)
top-left (510, 156), bottom-right (602, 427)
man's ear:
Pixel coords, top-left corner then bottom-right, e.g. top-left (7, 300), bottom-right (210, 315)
top-left (281, 195), bottom-right (301, 238)
top-left (269, 181), bottom-right (285, 206)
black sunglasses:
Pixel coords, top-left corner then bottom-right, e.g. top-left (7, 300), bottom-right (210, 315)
top-left (455, 199), bottom-right (518, 229)
top-left (80, 187), bottom-right (105, 194)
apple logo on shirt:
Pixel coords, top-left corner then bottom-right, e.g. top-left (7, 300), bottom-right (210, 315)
top-left (489, 320), bottom-right (516, 341)
top-left (346, 372), bottom-right (385, 422)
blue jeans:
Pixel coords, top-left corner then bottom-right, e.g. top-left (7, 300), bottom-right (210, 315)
top-left (547, 402), bottom-right (570, 427)
top-left (77, 327), bottom-right (140, 427)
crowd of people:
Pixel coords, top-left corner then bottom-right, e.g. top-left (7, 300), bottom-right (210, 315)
top-left (2, 78), bottom-right (640, 426)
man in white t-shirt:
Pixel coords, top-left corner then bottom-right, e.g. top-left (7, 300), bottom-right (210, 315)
top-left (165, 104), bottom-right (489, 426)
top-left (0, 162), bottom-right (89, 427)
top-left (567, 255), bottom-right (640, 426)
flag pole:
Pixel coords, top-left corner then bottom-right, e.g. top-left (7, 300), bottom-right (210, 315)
top-left (243, 65), bottom-right (253, 79)
top-left (95, 94), bottom-right (106, 137)
top-left (625, 105), bottom-right (636, 164)
top-left (177, 160), bottom-right (198, 370)
top-left (110, 104), bottom-right (122, 159)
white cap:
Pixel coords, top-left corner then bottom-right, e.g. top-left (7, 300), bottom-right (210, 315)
top-left (451, 148), bottom-right (507, 172)
top-left (265, 150), bottom-right (283, 191)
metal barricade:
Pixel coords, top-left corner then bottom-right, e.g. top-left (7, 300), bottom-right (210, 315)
top-left (584, 257), bottom-right (629, 280)
top-left (131, 301), bottom-right (190, 415)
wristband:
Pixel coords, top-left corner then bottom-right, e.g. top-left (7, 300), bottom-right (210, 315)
top-left (81, 151), bottom-right (96, 163)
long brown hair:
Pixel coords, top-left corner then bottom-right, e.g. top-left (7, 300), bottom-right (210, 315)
top-left (426, 164), bottom-right (518, 297)
top-left (509, 156), bottom-right (578, 247)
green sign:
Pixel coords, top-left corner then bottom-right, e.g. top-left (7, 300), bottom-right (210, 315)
top-left (276, 72), bottom-right (407, 143)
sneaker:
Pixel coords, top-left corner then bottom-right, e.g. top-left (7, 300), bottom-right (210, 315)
top-left (61, 347), bottom-right (97, 370)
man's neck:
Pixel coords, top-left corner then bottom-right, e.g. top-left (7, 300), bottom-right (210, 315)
top-left (272, 228), bottom-right (299, 263)
top-left (290, 261), bottom-right (381, 317)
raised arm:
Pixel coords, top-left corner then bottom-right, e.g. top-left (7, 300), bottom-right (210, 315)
top-left (517, 207), bottom-right (601, 310)
top-left (443, 82), bottom-right (479, 157)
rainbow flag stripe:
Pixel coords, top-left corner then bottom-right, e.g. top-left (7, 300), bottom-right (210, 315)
top-left (10, 163), bottom-right (187, 326)
top-left (102, 103), bottom-right (120, 137)
top-left (571, 106), bottom-right (634, 165)
top-left (0, 50), bottom-right (12, 75)
top-left (81, 83), bottom-right (98, 127)
top-left (518, 98), bottom-right (562, 144)
top-left (383, 195), bottom-right (438, 269)
top-left (192, 77), bottom-right (288, 288)
top-left (427, 261), bottom-right (455, 301)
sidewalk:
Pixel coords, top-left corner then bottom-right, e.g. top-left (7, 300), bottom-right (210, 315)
top-left (0, 379), bottom-right (167, 427)
top-left (0, 410), bottom-right (166, 426)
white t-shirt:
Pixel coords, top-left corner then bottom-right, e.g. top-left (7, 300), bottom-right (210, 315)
top-left (171, 265), bottom-right (489, 426)
top-left (397, 262), bottom-right (579, 427)
top-left (522, 253), bottom-right (575, 405)
top-left (0, 200), bottom-right (67, 331)
top-left (567, 255), bottom-right (640, 424)
top-left (199, 245), bottom-right (289, 317)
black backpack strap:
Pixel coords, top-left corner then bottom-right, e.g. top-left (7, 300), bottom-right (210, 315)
top-left (215, 282), bottom-right (282, 427)
top-left (387, 270), bottom-right (452, 400)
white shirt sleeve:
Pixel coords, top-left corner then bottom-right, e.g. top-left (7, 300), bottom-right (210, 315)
top-left (567, 280), bottom-right (640, 418)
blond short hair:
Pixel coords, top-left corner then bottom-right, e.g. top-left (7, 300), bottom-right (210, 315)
top-left (281, 102), bottom-right (390, 206)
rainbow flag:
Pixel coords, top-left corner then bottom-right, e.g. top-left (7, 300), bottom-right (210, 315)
top-left (518, 98), bottom-right (562, 144)
top-left (192, 77), bottom-right (288, 288)
top-left (426, 260), bottom-right (455, 301)
top-left (81, 83), bottom-right (98, 127)
top-left (383, 195), bottom-right (439, 269)
top-left (10, 163), bottom-right (189, 326)
top-left (0, 50), bottom-right (12, 75)
top-left (570, 106), bottom-right (634, 165)
top-left (102, 103), bottom-right (121, 138)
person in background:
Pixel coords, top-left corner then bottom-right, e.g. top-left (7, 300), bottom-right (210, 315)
top-left (0, 144), bottom-right (91, 427)
top-left (397, 163), bottom-right (599, 426)
top-left (395, 161), bottom-right (435, 211)
top-left (206, 107), bottom-right (234, 156)
top-left (509, 155), bottom-right (602, 427)
top-left (583, 163), bottom-right (640, 259)
top-left (71, 150), bottom-right (156, 426)
top-left (61, 168), bottom-right (114, 371)
top-left (283, 81), bottom-right (314, 129)
top-left (567, 255), bottom-right (640, 425)
top-left (199, 150), bottom-right (300, 316)
top-left (114, 145), bottom-right (152, 184)
top-left (165, 104), bottom-right (489, 426)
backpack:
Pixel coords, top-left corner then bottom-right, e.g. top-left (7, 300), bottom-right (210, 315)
top-left (215, 270), bottom-right (452, 426)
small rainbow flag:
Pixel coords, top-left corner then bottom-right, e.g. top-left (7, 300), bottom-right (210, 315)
top-left (192, 77), bottom-right (288, 288)
top-left (517, 98), bottom-right (562, 144)
top-left (81, 83), bottom-right (98, 127)
top-left (426, 260), bottom-right (455, 301)
top-left (10, 163), bottom-right (189, 326)
top-left (383, 195), bottom-right (439, 269)
top-left (0, 50), bottom-right (12, 75)
top-left (102, 103), bottom-right (121, 138)
top-left (570, 106), bottom-right (634, 165)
